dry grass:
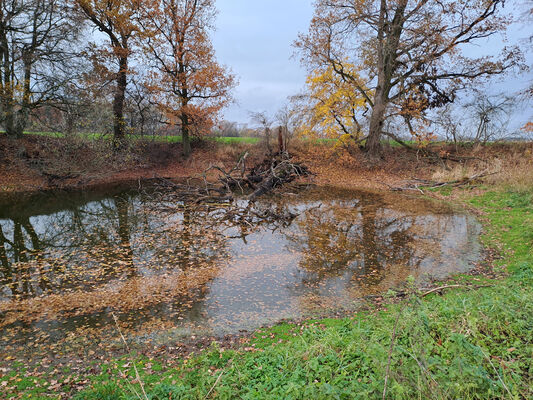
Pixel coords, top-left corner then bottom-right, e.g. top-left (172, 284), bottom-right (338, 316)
top-left (1, 134), bottom-right (532, 193)
top-left (431, 143), bottom-right (533, 191)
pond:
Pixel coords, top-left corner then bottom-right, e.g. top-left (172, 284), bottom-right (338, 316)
top-left (0, 184), bottom-right (481, 363)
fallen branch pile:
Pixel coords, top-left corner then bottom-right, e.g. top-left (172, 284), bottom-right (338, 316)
top-left (145, 152), bottom-right (311, 236)
top-left (220, 151), bottom-right (311, 201)
top-left (154, 151), bottom-right (311, 204)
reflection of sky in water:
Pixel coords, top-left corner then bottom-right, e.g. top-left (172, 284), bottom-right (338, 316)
top-left (195, 209), bottom-right (481, 333)
top-left (0, 186), bottom-right (481, 351)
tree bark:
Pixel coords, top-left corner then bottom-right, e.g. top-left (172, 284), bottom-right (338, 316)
top-left (363, 0), bottom-right (388, 157)
top-left (181, 113), bottom-right (191, 157)
top-left (364, 0), bottom-right (407, 158)
top-left (0, 23), bottom-right (20, 138)
top-left (4, 110), bottom-right (20, 138)
top-left (112, 55), bottom-right (128, 147)
top-left (13, 51), bottom-right (33, 138)
top-left (366, 98), bottom-right (386, 156)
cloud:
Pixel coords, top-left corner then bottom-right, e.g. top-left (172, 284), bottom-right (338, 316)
top-left (212, 0), bottom-right (314, 123)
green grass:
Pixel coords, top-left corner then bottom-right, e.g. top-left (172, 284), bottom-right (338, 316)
top-left (0, 130), bottom-right (261, 145)
top-left (12, 189), bottom-right (527, 399)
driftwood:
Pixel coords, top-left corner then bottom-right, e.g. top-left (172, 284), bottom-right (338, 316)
top-left (388, 170), bottom-right (498, 192)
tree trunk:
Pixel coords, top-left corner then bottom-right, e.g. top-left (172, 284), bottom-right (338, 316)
top-left (4, 111), bottom-right (21, 138)
top-left (364, 0), bottom-right (388, 158)
top-left (366, 95), bottom-right (386, 157)
top-left (1, 53), bottom-right (21, 138)
top-left (112, 55), bottom-right (128, 147)
top-left (181, 113), bottom-right (191, 157)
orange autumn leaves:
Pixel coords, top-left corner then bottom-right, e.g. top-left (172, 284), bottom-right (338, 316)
top-left (73, 0), bottom-right (235, 151)
top-left (139, 0), bottom-right (236, 155)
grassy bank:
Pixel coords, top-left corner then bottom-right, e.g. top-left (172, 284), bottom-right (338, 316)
top-left (2, 187), bottom-right (531, 399)
top-left (6, 131), bottom-right (262, 145)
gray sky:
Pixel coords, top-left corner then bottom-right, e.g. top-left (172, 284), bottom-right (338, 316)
top-left (212, 0), bottom-right (532, 130)
top-left (212, 0), bottom-right (314, 124)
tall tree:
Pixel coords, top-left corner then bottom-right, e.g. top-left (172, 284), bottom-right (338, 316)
top-left (0, 0), bottom-right (81, 138)
top-left (74, 0), bottom-right (140, 145)
top-left (139, 0), bottom-right (236, 157)
top-left (296, 0), bottom-right (521, 157)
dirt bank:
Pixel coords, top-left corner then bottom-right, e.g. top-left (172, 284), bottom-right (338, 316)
top-left (1, 134), bottom-right (532, 194)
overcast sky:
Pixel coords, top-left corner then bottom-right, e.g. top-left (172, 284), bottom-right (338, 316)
top-left (212, 0), bottom-right (314, 124)
top-left (212, 0), bottom-right (532, 130)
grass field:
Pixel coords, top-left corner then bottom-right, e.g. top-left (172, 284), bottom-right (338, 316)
top-left (5, 130), bottom-right (520, 148)
top-left (1, 131), bottom-right (261, 144)
top-left (2, 186), bottom-right (531, 399)
top-left (2, 130), bottom-right (357, 146)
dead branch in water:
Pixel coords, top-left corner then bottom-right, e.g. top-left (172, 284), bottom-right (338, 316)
top-left (388, 170), bottom-right (498, 192)
top-left (364, 284), bottom-right (493, 302)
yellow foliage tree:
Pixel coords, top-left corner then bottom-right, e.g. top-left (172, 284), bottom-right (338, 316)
top-left (297, 63), bottom-right (370, 142)
top-left (296, 0), bottom-right (520, 157)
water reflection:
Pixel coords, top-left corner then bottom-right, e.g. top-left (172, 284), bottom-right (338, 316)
top-left (286, 193), bottom-right (415, 288)
top-left (0, 191), bottom-right (230, 302)
top-left (0, 186), bottom-right (481, 357)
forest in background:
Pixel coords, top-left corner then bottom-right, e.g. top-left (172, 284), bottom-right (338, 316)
top-left (0, 0), bottom-right (531, 161)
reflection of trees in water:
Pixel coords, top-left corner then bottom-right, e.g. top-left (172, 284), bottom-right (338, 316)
top-left (0, 192), bottom-right (229, 301)
top-left (286, 193), bottom-right (417, 290)
top-left (168, 198), bottom-right (298, 244)
top-left (0, 218), bottom-right (48, 299)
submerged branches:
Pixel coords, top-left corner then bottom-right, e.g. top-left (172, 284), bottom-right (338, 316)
top-left (145, 152), bottom-right (312, 237)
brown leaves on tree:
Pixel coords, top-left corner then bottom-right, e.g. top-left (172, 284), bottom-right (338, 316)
top-left (139, 0), bottom-right (237, 156)
top-left (74, 0), bottom-right (142, 142)
top-left (295, 0), bottom-right (523, 156)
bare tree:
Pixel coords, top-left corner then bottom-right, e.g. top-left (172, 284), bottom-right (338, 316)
top-left (433, 93), bottom-right (515, 144)
top-left (433, 104), bottom-right (461, 146)
top-left (467, 94), bottom-right (515, 144)
top-left (124, 76), bottom-right (164, 137)
top-left (275, 103), bottom-right (297, 151)
top-left (250, 111), bottom-right (273, 154)
top-left (215, 120), bottom-right (240, 137)
top-left (0, 0), bottom-right (83, 138)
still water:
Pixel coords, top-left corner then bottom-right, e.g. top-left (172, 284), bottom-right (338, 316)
top-left (0, 184), bottom-right (481, 359)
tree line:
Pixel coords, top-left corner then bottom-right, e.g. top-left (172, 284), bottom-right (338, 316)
top-left (0, 0), bottom-right (530, 158)
top-left (0, 0), bottom-right (235, 156)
